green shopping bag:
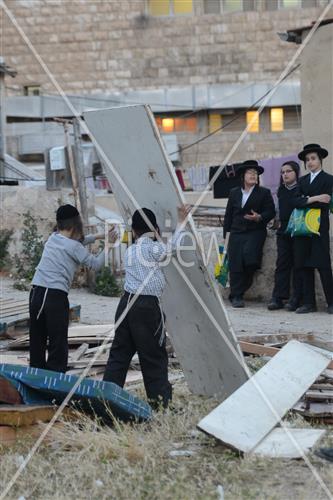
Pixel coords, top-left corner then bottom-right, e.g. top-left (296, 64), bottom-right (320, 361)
top-left (285, 208), bottom-right (320, 237)
top-left (214, 245), bottom-right (229, 287)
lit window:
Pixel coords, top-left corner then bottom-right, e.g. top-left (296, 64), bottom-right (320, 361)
top-left (246, 111), bottom-right (259, 133)
top-left (162, 118), bottom-right (175, 133)
top-left (185, 117), bottom-right (197, 132)
top-left (174, 0), bottom-right (193, 14)
top-left (148, 0), bottom-right (193, 16)
top-left (209, 113), bottom-right (222, 133)
top-left (270, 108), bottom-right (284, 132)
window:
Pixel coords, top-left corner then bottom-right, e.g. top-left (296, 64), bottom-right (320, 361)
top-left (265, 0), bottom-right (320, 9)
top-left (204, 0), bottom-right (255, 13)
top-left (270, 108), bottom-right (284, 132)
top-left (148, 0), bottom-right (193, 16)
top-left (155, 115), bottom-right (198, 133)
top-left (209, 113), bottom-right (222, 133)
top-left (246, 111), bottom-right (259, 133)
top-left (24, 85), bottom-right (41, 96)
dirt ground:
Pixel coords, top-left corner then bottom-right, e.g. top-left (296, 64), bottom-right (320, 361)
top-left (0, 276), bottom-right (333, 500)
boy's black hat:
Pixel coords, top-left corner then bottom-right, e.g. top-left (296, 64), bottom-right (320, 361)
top-left (132, 208), bottom-right (158, 233)
top-left (56, 204), bottom-right (80, 221)
top-left (298, 143), bottom-right (328, 161)
top-left (237, 160), bottom-right (264, 176)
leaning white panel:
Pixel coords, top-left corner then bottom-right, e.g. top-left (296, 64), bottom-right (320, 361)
top-left (253, 428), bottom-right (325, 459)
top-left (84, 105), bottom-right (248, 398)
top-left (197, 341), bottom-right (331, 452)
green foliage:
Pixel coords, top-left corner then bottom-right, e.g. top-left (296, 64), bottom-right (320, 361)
top-left (0, 229), bottom-right (13, 270)
top-left (94, 266), bottom-right (122, 297)
top-left (14, 212), bottom-right (44, 289)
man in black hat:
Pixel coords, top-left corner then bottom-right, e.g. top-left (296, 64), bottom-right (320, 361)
top-left (293, 144), bottom-right (333, 314)
top-left (223, 160), bottom-right (276, 307)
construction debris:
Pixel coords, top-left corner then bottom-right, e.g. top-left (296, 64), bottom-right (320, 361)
top-left (197, 341), bottom-right (331, 458)
top-left (0, 364), bottom-right (152, 423)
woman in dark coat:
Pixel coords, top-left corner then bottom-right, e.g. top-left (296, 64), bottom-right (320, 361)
top-left (293, 144), bottom-right (333, 314)
top-left (223, 160), bottom-right (276, 308)
top-left (268, 161), bottom-right (302, 311)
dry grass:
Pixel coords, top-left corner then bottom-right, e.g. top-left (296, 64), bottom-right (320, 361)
top-left (0, 374), bottom-right (332, 500)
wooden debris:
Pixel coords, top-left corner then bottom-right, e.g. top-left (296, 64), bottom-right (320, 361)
top-left (0, 376), bottom-right (22, 404)
top-left (198, 341), bottom-right (331, 454)
top-left (0, 405), bottom-right (57, 427)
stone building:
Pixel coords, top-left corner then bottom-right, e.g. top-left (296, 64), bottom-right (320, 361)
top-left (2, 0), bottom-right (332, 169)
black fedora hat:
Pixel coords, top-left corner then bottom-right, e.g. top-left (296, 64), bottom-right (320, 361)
top-left (298, 143), bottom-right (328, 161)
top-left (237, 160), bottom-right (264, 176)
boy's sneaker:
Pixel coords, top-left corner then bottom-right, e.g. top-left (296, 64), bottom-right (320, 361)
top-left (231, 297), bottom-right (244, 308)
top-left (284, 301), bottom-right (298, 312)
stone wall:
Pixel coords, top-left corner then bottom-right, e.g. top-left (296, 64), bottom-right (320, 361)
top-left (3, 1), bottom-right (323, 94)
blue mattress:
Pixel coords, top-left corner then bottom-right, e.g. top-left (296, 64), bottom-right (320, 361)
top-left (0, 364), bottom-right (152, 422)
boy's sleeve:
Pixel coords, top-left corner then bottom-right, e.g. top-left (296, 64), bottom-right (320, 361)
top-left (72, 242), bottom-right (107, 270)
top-left (82, 234), bottom-right (96, 246)
top-left (150, 225), bottom-right (185, 262)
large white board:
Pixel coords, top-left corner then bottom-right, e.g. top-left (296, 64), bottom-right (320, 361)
top-left (84, 105), bottom-right (248, 398)
top-left (197, 341), bottom-right (331, 451)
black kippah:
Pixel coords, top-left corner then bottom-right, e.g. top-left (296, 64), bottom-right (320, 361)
top-left (56, 204), bottom-right (80, 221)
top-left (132, 208), bottom-right (157, 232)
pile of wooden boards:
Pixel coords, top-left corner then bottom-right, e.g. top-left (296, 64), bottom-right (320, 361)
top-left (0, 297), bottom-right (81, 340)
top-left (238, 334), bottom-right (333, 424)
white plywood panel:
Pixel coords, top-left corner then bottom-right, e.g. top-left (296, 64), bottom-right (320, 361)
top-left (197, 341), bottom-right (331, 452)
top-left (253, 428), bottom-right (325, 458)
top-left (84, 105), bottom-right (248, 398)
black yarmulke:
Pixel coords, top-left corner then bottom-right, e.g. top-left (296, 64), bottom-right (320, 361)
top-left (132, 208), bottom-right (157, 233)
top-left (56, 204), bottom-right (80, 221)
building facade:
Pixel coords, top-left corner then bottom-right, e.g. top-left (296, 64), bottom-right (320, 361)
top-left (2, 0), bottom-right (332, 168)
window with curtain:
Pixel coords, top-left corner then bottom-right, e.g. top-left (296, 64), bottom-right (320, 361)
top-left (204, 0), bottom-right (255, 13)
top-left (155, 115), bottom-right (198, 133)
top-left (209, 113), bottom-right (222, 133)
top-left (246, 111), bottom-right (259, 133)
top-left (148, 0), bottom-right (193, 16)
top-left (270, 108), bottom-right (284, 132)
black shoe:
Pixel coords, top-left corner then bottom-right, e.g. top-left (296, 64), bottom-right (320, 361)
top-left (295, 304), bottom-right (317, 314)
top-left (267, 300), bottom-right (284, 311)
top-left (284, 302), bottom-right (298, 312)
top-left (231, 297), bottom-right (244, 308)
top-left (327, 305), bottom-right (333, 314)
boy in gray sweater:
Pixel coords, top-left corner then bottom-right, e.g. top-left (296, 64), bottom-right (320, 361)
top-left (30, 204), bottom-right (113, 372)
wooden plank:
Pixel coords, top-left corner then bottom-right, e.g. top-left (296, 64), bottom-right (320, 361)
top-left (69, 343), bottom-right (89, 362)
top-left (240, 341), bottom-right (333, 370)
top-left (253, 428), bottom-right (325, 458)
top-left (0, 376), bottom-right (23, 404)
top-left (197, 341), bottom-right (331, 453)
top-left (293, 401), bottom-right (333, 418)
top-left (305, 390), bottom-right (333, 401)
top-left (84, 105), bottom-right (248, 398)
top-left (0, 405), bottom-right (57, 426)
top-left (68, 324), bottom-right (114, 337)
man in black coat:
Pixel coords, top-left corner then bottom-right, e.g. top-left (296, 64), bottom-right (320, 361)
top-left (223, 160), bottom-right (276, 307)
top-left (293, 144), bottom-right (333, 314)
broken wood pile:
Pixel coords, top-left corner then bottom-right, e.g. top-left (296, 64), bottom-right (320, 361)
top-left (238, 334), bottom-right (333, 425)
top-left (0, 297), bottom-right (81, 340)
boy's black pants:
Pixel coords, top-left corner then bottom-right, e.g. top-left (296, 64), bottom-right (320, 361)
top-left (103, 292), bottom-right (172, 408)
top-left (29, 286), bottom-right (69, 373)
